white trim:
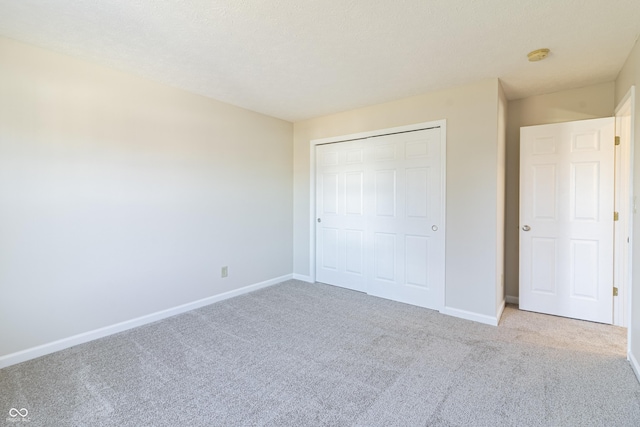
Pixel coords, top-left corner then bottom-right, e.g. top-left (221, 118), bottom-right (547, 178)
top-left (293, 274), bottom-right (314, 283)
top-left (309, 120), bottom-right (447, 310)
top-left (311, 122), bottom-right (444, 146)
top-left (0, 274), bottom-right (292, 369)
top-left (309, 135), bottom-right (317, 284)
top-left (616, 85), bottom-right (636, 115)
top-left (614, 92), bottom-right (633, 327)
top-left (441, 306), bottom-right (500, 326)
top-left (615, 86), bottom-right (635, 356)
top-left (496, 300), bottom-right (506, 325)
top-left (505, 295), bottom-right (520, 305)
top-left (630, 350), bottom-right (640, 385)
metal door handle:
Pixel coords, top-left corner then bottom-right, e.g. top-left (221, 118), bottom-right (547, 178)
top-left (432, 225), bottom-right (438, 231)
top-left (522, 225), bottom-right (531, 231)
top-left (317, 218), bottom-right (321, 223)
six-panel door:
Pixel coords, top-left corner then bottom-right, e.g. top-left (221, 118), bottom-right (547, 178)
top-left (519, 118), bottom-right (615, 324)
top-left (316, 128), bottom-right (444, 310)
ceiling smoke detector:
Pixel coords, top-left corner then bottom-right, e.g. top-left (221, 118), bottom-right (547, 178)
top-left (528, 48), bottom-right (550, 62)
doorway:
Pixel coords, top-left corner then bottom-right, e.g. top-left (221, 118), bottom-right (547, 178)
top-left (520, 108), bottom-right (635, 327)
top-left (519, 117), bottom-right (615, 323)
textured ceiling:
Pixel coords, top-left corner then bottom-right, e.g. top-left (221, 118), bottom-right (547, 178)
top-left (0, 0), bottom-right (639, 122)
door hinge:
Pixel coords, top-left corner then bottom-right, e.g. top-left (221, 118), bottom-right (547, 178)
top-left (613, 287), bottom-right (619, 296)
top-left (614, 212), bottom-right (619, 221)
top-left (615, 136), bottom-right (621, 146)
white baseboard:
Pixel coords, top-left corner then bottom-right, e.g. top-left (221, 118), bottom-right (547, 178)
top-left (292, 274), bottom-right (314, 283)
top-left (441, 306), bottom-right (500, 326)
top-left (630, 350), bottom-right (640, 384)
top-left (505, 295), bottom-right (519, 305)
top-left (0, 274), bottom-right (292, 370)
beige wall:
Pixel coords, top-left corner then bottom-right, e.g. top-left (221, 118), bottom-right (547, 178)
top-left (615, 38), bottom-right (640, 367)
top-left (0, 37), bottom-right (293, 358)
top-left (504, 82), bottom-right (615, 299)
top-left (294, 79), bottom-right (503, 319)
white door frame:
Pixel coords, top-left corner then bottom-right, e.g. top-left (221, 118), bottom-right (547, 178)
top-left (614, 86), bottom-right (635, 351)
top-left (308, 120), bottom-right (447, 307)
top-left (614, 87), bottom-right (635, 327)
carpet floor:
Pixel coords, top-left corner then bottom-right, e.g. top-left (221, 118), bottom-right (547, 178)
top-left (1, 280), bottom-right (639, 426)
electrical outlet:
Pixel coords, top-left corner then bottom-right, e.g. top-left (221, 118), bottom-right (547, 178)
top-left (221, 266), bottom-right (228, 278)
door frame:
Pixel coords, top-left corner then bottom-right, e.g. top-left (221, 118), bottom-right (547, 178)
top-left (308, 120), bottom-right (447, 308)
top-left (614, 87), bottom-right (635, 327)
top-left (614, 87), bottom-right (635, 351)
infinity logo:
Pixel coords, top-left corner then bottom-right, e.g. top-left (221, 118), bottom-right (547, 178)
top-left (9, 408), bottom-right (28, 418)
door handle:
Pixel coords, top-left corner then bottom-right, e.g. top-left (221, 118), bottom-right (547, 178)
top-left (522, 225), bottom-right (531, 231)
top-left (317, 218), bottom-right (321, 223)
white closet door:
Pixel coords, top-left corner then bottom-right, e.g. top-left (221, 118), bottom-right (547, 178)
top-left (316, 128), bottom-right (444, 310)
top-left (316, 140), bottom-right (367, 292)
top-left (519, 118), bottom-right (614, 323)
top-left (365, 129), bottom-right (444, 309)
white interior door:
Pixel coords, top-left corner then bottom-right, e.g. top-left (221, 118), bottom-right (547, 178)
top-left (316, 127), bottom-right (444, 310)
top-left (519, 117), bottom-right (615, 324)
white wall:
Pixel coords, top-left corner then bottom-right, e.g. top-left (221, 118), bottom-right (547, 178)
top-left (293, 79), bottom-right (503, 320)
top-left (504, 83), bottom-right (615, 299)
top-left (615, 37), bottom-right (640, 377)
top-left (0, 37), bottom-right (293, 359)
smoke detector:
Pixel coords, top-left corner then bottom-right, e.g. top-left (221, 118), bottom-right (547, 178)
top-left (528, 48), bottom-right (550, 62)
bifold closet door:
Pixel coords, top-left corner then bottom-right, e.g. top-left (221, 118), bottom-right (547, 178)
top-left (316, 128), bottom-right (444, 310)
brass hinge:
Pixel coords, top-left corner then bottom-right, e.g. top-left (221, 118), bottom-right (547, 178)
top-left (615, 136), bottom-right (621, 146)
top-left (614, 212), bottom-right (619, 221)
top-left (613, 287), bottom-right (619, 296)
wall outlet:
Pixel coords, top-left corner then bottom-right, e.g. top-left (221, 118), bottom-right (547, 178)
top-left (221, 266), bottom-right (228, 278)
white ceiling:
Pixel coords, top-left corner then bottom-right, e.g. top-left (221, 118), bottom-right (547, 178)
top-left (1, 0), bottom-right (639, 122)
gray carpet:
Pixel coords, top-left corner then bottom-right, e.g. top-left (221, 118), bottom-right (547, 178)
top-left (1, 280), bottom-right (639, 426)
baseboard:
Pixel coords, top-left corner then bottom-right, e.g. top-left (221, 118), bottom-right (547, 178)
top-left (630, 350), bottom-right (640, 384)
top-left (0, 274), bottom-right (293, 370)
top-left (292, 274), bottom-right (314, 283)
top-left (505, 295), bottom-right (519, 305)
top-left (441, 306), bottom-right (500, 326)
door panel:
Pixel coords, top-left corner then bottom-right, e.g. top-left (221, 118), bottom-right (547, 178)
top-left (530, 237), bottom-right (557, 294)
top-left (532, 164), bottom-right (557, 219)
top-left (316, 140), bottom-right (367, 292)
top-left (345, 230), bottom-right (363, 274)
top-left (374, 233), bottom-right (396, 281)
top-left (405, 235), bottom-right (429, 287)
top-left (322, 172), bottom-right (338, 214)
top-left (570, 239), bottom-right (598, 299)
top-left (321, 228), bottom-right (338, 269)
top-left (345, 172), bottom-right (363, 215)
top-left (570, 162), bottom-right (599, 220)
top-left (316, 127), bottom-right (444, 310)
top-left (375, 170), bottom-right (396, 217)
top-left (519, 117), bottom-right (614, 323)
top-left (406, 168), bottom-right (429, 218)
